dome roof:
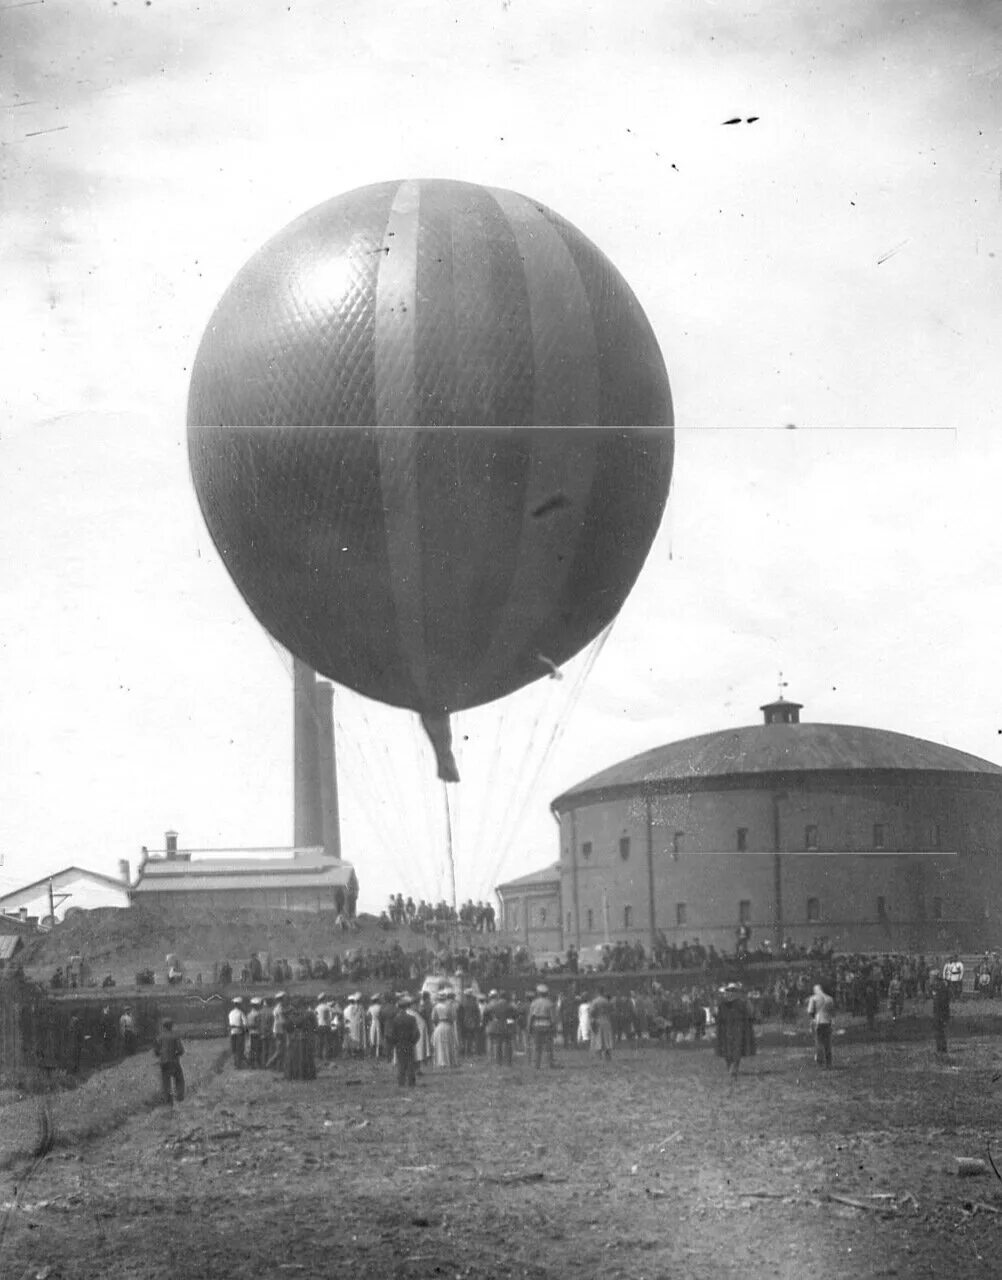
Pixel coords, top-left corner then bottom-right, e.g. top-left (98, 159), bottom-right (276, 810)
top-left (553, 721), bottom-right (1002, 808)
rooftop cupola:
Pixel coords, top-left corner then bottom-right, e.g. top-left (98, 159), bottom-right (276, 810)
top-left (760, 696), bottom-right (802, 725)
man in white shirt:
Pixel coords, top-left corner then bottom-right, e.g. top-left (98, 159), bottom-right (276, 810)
top-left (946, 957), bottom-right (965, 1002)
top-left (315, 992), bottom-right (333, 1060)
top-left (227, 997), bottom-right (247, 1068)
top-left (806, 983), bottom-right (834, 1069)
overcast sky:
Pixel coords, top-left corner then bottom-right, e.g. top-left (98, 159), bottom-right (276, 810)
top-left (2, 0), bottom-right (1000, 914)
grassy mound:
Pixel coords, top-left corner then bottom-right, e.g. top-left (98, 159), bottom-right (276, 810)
top-left (20, 907), bottom-right (443, 988)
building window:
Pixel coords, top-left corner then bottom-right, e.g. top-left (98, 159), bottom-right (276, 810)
top-left (929, 822), bottom-right (941, 849)
top-left (736, 827), bottom-right (748, 852)
top-left (672, 831), bottom-right (684, 855)
top-left (806, 897), bottom-right (821, 922)
top-left (876, 895), bottom-right (887, 919)
top-left (872, 823), bottom-right (885, 850)
top-left (805, 824), bottom-right (818, 851)
top-left (586, 908), bottom-right (594, 931)
top-left (624, 905), bottom-right (632, 929)
top-left (567, 912), bottom-right (572, 934)
top-left (738, 899), bottom-right (751, 924)
top-left (619, 836), bottom-right (631, 861)
top-left (932, 897), bottom-right (943, 921)
top-left (581, 841), bottom-right (593, 859)
top-left (510, 909), bottom-right (519, 932)
top-left (539, 907), bottom-right (547, 926)
top-left (676, 902), bottom-right (687, 926)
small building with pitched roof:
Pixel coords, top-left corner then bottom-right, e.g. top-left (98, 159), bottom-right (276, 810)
top-left (130, 833), bottom-right (358, 915)
top-left (0, 866), bottom-right (132, 926)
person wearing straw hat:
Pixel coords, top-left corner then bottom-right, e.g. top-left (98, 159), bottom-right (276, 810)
top-left (432, 989), bottom-right (459, 1068)
top-left (227, 997), bottom-right (247, 1068)
top-left (315, 992), bottom-right (333, 1061)
top-left (345, 993), bottom-right (366, 1058)
top-left (266, 992), bottom-right (288, 1069)
top-left (588, 990), bottom-right (614, 1061)
top-left (367, 992), bottom-right (384, 1059)
top-left (246, 997), bottom-right (263, 1068)
top-left (528, 984), bottom-right (557, 1070)
top-left (259, 995), bottom-right (273, 1067)
top-left (483, 990), bottom-right (507, 1066)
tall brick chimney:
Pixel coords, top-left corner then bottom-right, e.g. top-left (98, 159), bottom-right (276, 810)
top-left (293, 660), bottom-right (323, 848)
top-left (315, 680), bottom-right (341, 860)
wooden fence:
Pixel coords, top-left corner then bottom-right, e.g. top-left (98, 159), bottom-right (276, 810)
top-left (1, 976), bottom-right (169, 1078)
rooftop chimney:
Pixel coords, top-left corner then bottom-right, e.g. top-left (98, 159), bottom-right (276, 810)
top-left (315, 680), bottom-right (342, 860)
top-left (760, 697), bottom-right (803, 726)
top-left (165, 830), bottom-right (178, 859)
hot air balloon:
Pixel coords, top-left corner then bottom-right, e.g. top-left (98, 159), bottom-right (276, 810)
top-left (187, 179), bottom-right (673, 781)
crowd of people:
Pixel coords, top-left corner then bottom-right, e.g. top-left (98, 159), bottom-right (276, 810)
top-left (219, 981), bottom-right (723, 1088)
top-left (165, 943), bottom-right (1001, 1104)
top-left (214, 976), bottom-right (844, 1080)
top-left (379, 895), bottom-right (497, 933)
top-left (214, 941), bottom-right (539, 990)
top-left (206, 941), bottom-right (1002, 1011)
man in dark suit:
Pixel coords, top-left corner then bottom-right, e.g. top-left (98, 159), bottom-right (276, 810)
top-left (931, 973), bottom-right (951, 1054)
top-left (153, 1018), bottom-right (185, 1104)
top-left (715, 983), bottom-right (755, 1078)
top-left (388, 996), bottom-right (421, 1087)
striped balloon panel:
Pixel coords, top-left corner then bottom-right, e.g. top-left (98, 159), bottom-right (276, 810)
top-left (187, 179), bottom-right (672, 429)
top-left (187, 179), bottom-right (673, 714)
top-left (187, 427), bottom-right (673, 715)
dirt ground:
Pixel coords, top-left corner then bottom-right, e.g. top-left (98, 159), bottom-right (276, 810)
top-left (2, 1032), bottom-right (1001, 1280)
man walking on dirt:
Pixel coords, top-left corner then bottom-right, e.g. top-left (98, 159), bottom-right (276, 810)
top-left (118, 1006), bottom-right (137, 1055)
top-left (806, 982), bottom-right (834, 1068)
top-left (527, 984), bottom-right (557, 1069)
top-left (228, 997), bottom-right (247, 1067)
top-left (246, 997), bottom-right (263, 1067)
top-left (715, 983), bottom-right (756, 1078)
top-left (483, 989), bottom-right (512, 1065)
top-left (266, 992), bottom-right (289, 1070)
top-left (931, 972), bottom-right (951, 1054)
top-left (315, 992), bottom-right (333, 1061)
top-left (388, 995), bottom-right (421, 1087)
top-left (945, 955), bottom-right (964, 1003)
top-left (153, 1018), bottom-right (185, 1105)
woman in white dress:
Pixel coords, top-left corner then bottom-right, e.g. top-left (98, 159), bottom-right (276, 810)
top-left (431, 992), bottom-right (459, 1068)
top-left (577, 994), bottom-right (592, 1047)
top-left (344, 993), bottom-right (367, 1057)
top-left (367, 996), bottom-right (383, 1058)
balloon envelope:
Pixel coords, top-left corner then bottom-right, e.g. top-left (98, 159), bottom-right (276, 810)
top-left (187, 180), bottom-right (674, 775)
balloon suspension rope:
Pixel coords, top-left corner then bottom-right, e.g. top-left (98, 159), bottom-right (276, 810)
top-left (483, 622), bottom-right (615, 893)
top-left (442, 780), bottom-right (458, 912)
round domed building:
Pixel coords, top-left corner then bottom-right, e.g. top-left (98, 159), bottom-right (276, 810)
top-left (496, 698), bottom-right (1002, 956)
